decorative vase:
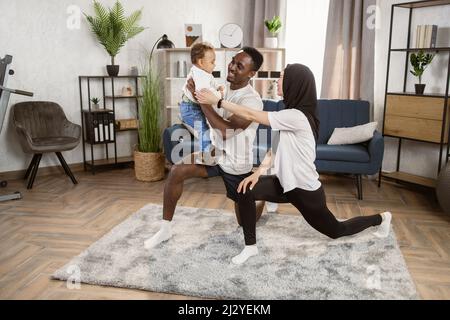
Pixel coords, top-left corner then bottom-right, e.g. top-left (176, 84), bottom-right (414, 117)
top-left (106, 65), bottom-right (120, 77)
top-left (415, 84), bottom-right (426, 95)
top-left (134, 150), bottom-right (165, 182)
top-left (264, 37), bottom-right (278, 48)
top-left (436, 164), bottom-right (450, 214)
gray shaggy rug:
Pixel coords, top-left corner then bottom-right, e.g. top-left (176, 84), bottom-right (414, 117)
top-left (52, 204), bottom-right (418, 300)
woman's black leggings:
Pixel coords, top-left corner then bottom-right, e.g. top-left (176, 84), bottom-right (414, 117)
top-left (236, 175), bottom-right (382, 245)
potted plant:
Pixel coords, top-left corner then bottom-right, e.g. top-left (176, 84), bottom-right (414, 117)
top-left (134, 59), bottom-right (165, 182)
top-left (264, 16), bottom-right (282, 48)
top-left (91, 97), bottom-right (100, 110)
top-left (410, 50), bottom-right (435, 95)
top-left (85, 0), bottom-right (145, 77)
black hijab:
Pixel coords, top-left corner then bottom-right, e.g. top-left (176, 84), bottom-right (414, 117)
top-left (282, 64), bottom-right (320, 142)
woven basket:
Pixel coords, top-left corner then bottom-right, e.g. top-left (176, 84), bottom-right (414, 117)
top-left (134, 150), bottom-right (165, 182)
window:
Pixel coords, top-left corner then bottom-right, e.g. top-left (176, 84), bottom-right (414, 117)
top-left (285, 0), bottom-right (330, 97)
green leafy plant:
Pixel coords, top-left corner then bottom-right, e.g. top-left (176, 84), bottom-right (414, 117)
top-left (84, 0), bottom-right (145, 65)
top-left (410, 50), bottom-right (435, 84)
top-left (91, 97), bottom-right (100, 104)
top-left (265, 16), bottom-right (282, 36)
top-left (138, 61), bottom-right (162, 153)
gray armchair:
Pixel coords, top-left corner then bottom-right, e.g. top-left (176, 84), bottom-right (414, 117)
top-left (12, 101), bottom-right (81, 189)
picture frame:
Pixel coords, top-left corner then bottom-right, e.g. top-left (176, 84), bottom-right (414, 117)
top-left (185, 24), bottom-right (202, 47)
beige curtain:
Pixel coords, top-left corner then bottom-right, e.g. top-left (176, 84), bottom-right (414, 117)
top-left (245, 0), bottom-right (287, 48)
top-left (321, 0), bottom-right (376, 103)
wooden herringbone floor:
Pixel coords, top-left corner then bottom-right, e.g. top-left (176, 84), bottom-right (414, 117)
top-left (0, 168), bottom-right (449, 300)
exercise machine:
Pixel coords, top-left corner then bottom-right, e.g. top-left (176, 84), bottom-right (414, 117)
top-left (0, 55), bottom-right (34, 202)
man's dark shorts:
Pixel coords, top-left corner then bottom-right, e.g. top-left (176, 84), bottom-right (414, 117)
top-left (206, 165), bottom-right (253, 202)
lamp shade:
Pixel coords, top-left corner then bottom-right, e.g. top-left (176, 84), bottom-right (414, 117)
top-left (157, 34), bottom-right (175, 49)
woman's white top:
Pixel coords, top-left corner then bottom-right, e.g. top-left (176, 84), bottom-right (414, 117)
top-left (268, 108), bottom-right (322, 193)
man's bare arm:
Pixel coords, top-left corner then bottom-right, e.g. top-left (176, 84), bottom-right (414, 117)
top-left (200, 105), bottom-right (251, 139)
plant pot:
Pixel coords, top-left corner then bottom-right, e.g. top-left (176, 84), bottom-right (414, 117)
top-left (134, 150), bottom-right (165, 182)
top-left (92, 103), bottom-right (100, 111)
top-left (264, 37), bottom-right (278, 49)
top-left (415, 84), bottom-right (426, 95)
top-left (106, 65), bottom-right (120, 77)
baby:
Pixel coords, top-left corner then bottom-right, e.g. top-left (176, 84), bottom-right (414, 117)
top-left (180, 42), bottom-right (223, 165)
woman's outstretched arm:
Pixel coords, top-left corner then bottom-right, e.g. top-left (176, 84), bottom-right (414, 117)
top-left (196, 88), bottom-right (270, 126)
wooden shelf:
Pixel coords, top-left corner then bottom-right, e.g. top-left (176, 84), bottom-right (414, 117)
top-left (394, 0), bottom-right (450, 9)
top-left (79, 75), bottom-right (145, 79)
top-left (84, 139), bottom-right (115, 145)
top-left (161, 48), bottom-right (285, 53)
top-left (116, 128), bottom-right (138, 132)
top-left (252, 78), bottom-right (280, 81)
top-left (85, 156), bottom-right (134, 167)
top-left (82, 108), bottom-right (113, 113)
top-left (105, 95), bottom-right (142, 99)
top-left (387, 92), bottom-right (448, 98)
top-left (382, 171), bottom-right (437, 188)
top-left (391, 47), bottom-right (450, 52)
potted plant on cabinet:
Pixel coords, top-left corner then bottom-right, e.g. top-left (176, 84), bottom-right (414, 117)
top-left (134, 61), bottom-right (165, 182)
top-left (410, 50), bottom-right (435, 95)
top-left (264, 16), bottom-right (282, 48)
top-left (85, 0), bottom-right (145, 77)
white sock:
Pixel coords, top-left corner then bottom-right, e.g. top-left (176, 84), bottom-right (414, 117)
top-left (232, 245), bottom-right (259, 265)
top-left (144, 220), bottom-right (172, 249)
top-left (266, 202), bottom-right (278, 213)
top-left (374, 212), bottom-right (392, 238)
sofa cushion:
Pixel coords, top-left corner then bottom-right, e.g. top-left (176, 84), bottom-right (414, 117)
top-left (316, 144), bottom-right (370, 163)
top-left (317, 100), bottom-right (370, 144)
top-left (328, 122), bottom-right (378, 145)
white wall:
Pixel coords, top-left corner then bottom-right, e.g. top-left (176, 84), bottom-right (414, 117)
top-left (0, 0), bottom-right (252, 173)
top-left (285, 0), bottom-right (330, 97)
top-left (374, 0), bottom-right (450, 179)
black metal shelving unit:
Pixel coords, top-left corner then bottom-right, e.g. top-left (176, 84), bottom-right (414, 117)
top-left (381, 0), bottom-right (450, 188)
top-left (79, 75), bottom-right (145, 174)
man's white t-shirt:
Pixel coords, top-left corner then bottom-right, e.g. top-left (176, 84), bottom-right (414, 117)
top-left (268, 108), bottom-right (322, 192)
top-left (211, 84), bottom-right (263, 175)
top-left (183, 65), bottom-right (221, 102)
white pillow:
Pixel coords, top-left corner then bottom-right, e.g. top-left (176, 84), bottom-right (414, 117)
top-left (327, 122), bottom-right (378, 145)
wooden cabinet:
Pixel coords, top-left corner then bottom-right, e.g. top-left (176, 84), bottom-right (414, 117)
top-left (384, 94), bottom-right (449, 143)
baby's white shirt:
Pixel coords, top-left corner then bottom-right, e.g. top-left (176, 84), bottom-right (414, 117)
top-left (182, 65), bottom-right (222, 102)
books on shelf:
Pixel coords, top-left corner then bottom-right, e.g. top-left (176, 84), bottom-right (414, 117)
top-left (415, 25), bottom-right (438, 48)
top-left (84, 111), bottom-right (115, 144)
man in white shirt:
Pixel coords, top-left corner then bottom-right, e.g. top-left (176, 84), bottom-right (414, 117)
top-left (145, 47), bottom-right (265, 249)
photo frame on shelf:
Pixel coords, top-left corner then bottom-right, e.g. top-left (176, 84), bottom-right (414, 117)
top-left (185, 24), bottom-right (202, 47)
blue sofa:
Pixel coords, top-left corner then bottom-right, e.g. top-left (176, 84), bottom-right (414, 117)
top-left (315, 100), bottom-right (384, 200)
top-left (163, 99), bottom-right (384, 200)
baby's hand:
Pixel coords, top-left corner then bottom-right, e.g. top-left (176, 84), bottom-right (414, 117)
top-left (218, 86), bottom-right (225, 98)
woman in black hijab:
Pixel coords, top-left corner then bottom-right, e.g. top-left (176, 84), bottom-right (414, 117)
top-left (196, 64), bottom-right (391, 265)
